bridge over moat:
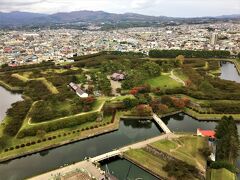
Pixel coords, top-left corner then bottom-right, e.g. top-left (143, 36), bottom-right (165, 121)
top-left (29, 114), bottom-right (173, 180)
top-left (152, 113), bottom-right (171, 134)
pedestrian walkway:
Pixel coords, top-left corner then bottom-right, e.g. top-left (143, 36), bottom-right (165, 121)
top-left (152, 113), bottom-right (171, 133)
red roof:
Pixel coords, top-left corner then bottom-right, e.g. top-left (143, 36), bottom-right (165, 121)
top-left (197, 128), bottom-right (215, 138)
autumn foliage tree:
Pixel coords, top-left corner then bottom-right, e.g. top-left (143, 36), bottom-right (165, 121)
top-left (134, 104), bottom-right (153, 116)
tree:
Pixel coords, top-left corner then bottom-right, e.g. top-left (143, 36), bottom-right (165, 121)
top-left (122, 70), bottom-right (145, 89)
top-left (176, 55), bottom-right (185, 65)
top-left (134, 104), bottom-right (152, 116)
top-left (123, 98), bottom-right (139, 109)
top-left (161, 95), bottom-right (173, 106)
top-left (238, 52), bottom-right (240, 59)
top-left (215, 116), bottom-right (240, 164)
top-left (172, 97), bottom-right (186, 109)
top-left (142, 61), bottom-right (161, 77)
top-left (158, 104), bottom-right (169, 113)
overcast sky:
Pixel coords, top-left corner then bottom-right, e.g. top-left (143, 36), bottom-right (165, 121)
top-left (0, 0), bottom-right (239, 17)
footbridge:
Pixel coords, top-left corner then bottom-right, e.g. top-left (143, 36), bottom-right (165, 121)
top-left (152, 113), bottom-right (171, 133)
top-left (30, 134), bottom-right (179, 180)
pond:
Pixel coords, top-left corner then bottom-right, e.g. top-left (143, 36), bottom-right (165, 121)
top-left (219, 61), bottom-right (240, 83)
top-left (0, 86), bottom-right (22, 122)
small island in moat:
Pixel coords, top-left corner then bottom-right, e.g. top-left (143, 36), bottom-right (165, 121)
top-left (0, 50), bottom-right (240, 180)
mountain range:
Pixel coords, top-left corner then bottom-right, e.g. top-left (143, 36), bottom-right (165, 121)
top-left (0, 10), bottom-right (239, 28)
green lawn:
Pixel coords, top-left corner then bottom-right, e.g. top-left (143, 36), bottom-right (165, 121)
top-left (124, 149), bottom-right (168, 178)
top-left (11, 73), bottom-right (29, 82)
top-left (145, 75), bottom-right (182, 89)
top-left (208, 168), bottom-right (236, 180)
top-left (150, 136), bottom-right (207, 171)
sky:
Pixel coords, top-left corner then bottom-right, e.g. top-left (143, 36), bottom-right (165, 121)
top-left (0, 0), bottom-right (239, 17)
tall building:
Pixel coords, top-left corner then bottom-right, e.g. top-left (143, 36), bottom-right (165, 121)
top-left (210, 33), bottom-right (218, 45)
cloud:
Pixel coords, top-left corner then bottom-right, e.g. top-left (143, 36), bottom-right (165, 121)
top-left (0, 0), bottom-right (239, 17)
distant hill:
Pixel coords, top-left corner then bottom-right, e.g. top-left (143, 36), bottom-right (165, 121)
top-left (0, 10), bottom-right (239, 28)
top-left (0, 11), bottom-right (46, 26)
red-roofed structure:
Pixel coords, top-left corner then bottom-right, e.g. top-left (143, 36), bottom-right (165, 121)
top-left (197, 128), bottom-right (215, 139)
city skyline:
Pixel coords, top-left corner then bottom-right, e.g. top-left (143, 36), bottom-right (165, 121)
top-left (0, 0), bottom-right (239, 18)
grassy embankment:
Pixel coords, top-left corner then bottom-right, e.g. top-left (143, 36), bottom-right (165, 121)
top-left (207, 168), bottom-right (236, 180)
top-left (124, 135), bottom-right (207, 178)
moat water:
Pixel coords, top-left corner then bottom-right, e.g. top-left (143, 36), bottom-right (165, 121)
top-left (0, 60), bottom-right (239, 179)
top-left (0, 86), bottom-right (22, 123)
top-left (220, 61), bottom-right (240, 83)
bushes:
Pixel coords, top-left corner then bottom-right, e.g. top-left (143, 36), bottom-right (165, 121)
top-left (210, 161), bottom-right (238, 173)
top-left (4, 99), bottom-right (32, 136)
top-left (163, 160), bottom-right (199, 179)
top-left (24, 80), bottom-right (52, 100)
top-left (18, 112), bottom-right (98, 138)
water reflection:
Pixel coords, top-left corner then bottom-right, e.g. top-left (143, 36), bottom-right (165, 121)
top-left (0, 86), bottom-right (22, 122)
top-left (220, 61), bottom-right (240, 83)
top-left (101, 158), bottom-right (158, 180)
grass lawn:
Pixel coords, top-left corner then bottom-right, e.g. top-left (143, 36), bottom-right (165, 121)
top-left (208, 168), bottom-right (236, 180)
top-left (145, 75), bottom-right (182, 89)
top-left (11, 73), bottom-right (29, 82)
top-left (150, 135), bottom-right (207, 171)
top-left (124, 149), bottom-right (168, 178)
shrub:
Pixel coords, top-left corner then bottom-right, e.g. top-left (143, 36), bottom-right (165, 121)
top-left (210, 161), bottom-right (238, 173)
top-left (15, 145), bottom-right (20, 149)
top-left (4, 149), bottom-right (9, 152)
top-left (48, 137), bottom-right (52, 140)
top-left (37, 140), bottom-right (42, 143)
top-left (31, 141), bottom-right (36, 145)
top-left (20, 144), bottom-right (25, 148)
top-left (42, 138), bottom-right (46, 142)
top-left (9, 147), bottom-right (14, 150)
top-left (26, 143), bottom-right (31, 146)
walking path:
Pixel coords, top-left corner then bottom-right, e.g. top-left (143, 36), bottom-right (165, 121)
top-left (170, 70), bottom-right (186, 86)
top-left (152, 113), bottom-right (171, 133)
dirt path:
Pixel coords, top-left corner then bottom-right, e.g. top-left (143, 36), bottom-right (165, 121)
top-left (170, 70), bottom-right (186, 86)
